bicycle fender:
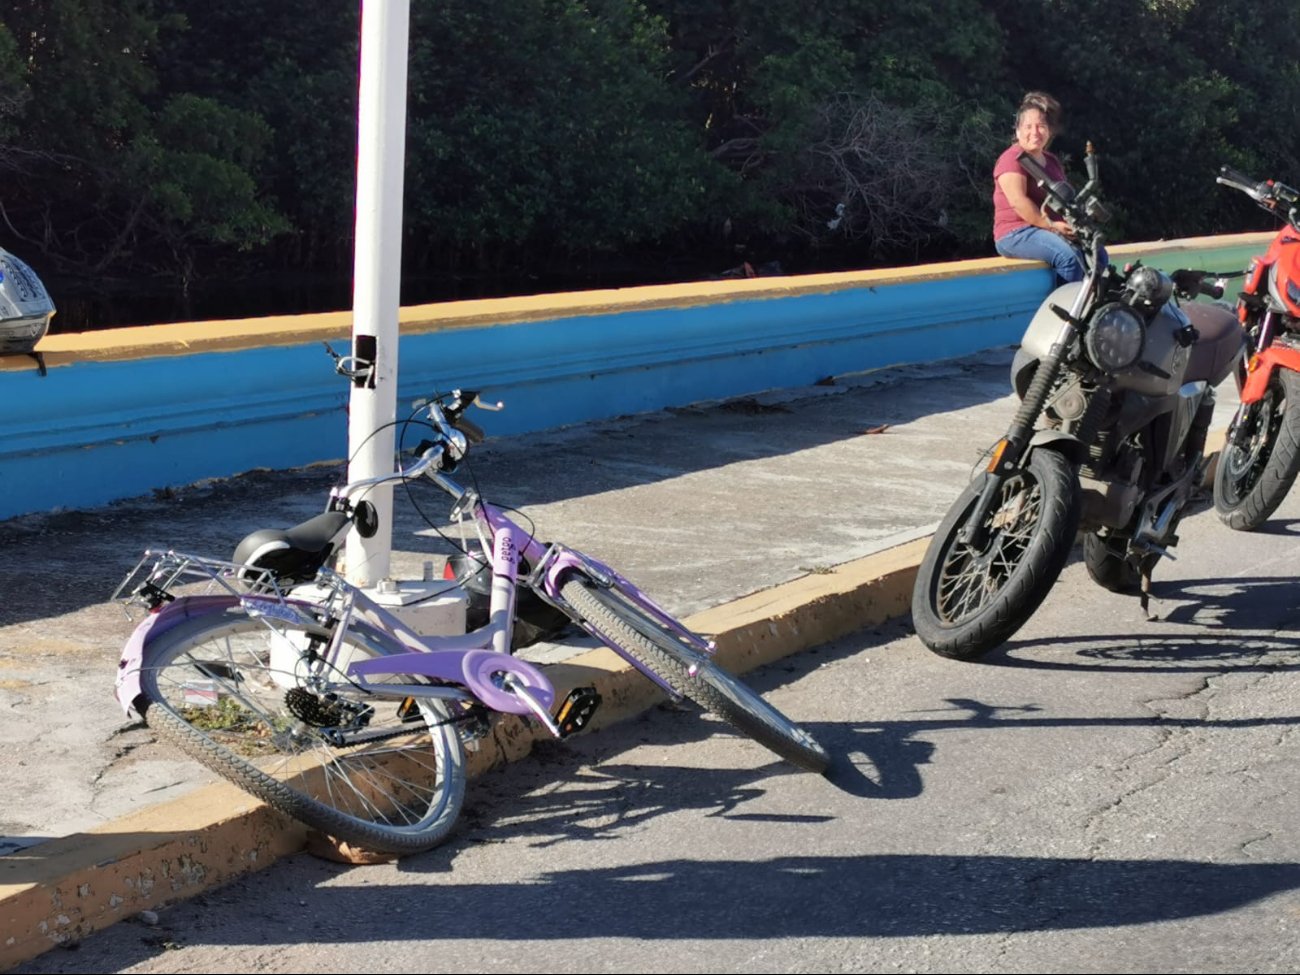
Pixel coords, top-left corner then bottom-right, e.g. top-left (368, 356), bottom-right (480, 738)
top-left (1241, 345), bottom-right (1300, 404)
top-left (114, 595), bottom-right (242, 716)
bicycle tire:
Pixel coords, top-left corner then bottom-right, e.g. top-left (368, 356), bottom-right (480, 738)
top-left (136, 607), bottom-right (467, 854)
top-left (559, 576), bottom-right (829, 773)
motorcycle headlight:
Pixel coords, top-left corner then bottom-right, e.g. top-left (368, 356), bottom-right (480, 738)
top-left (1085, 302), bottom-right (1145, 372)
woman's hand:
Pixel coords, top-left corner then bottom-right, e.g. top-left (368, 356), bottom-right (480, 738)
top-left (999, 170), bottom-right (1077, 239)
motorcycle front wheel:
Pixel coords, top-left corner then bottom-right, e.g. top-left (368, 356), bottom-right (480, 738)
top-left (1214, 368), bottom-right (1300, 531)
top-left (912, 448), bottom-right (1080, 660)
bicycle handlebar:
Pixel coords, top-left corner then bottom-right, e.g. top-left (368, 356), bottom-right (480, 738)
top-left (332, 443), bottom-right (453, 503)
top-left (331, 388), bottom-right (504, 507)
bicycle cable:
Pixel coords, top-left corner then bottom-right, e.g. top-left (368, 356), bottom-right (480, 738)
top-left (398, 388), bottom-right (544, 587)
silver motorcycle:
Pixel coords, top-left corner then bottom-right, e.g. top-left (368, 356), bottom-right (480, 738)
top-left (911, 144), bottom-right (1243, 660)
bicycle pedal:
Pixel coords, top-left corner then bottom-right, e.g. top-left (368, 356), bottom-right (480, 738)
top-left (554, 686), bottom-right (601, 738)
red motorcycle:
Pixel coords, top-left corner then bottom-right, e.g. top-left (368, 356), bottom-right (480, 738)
top-left (1213, 166), bottom-right (1300, 529)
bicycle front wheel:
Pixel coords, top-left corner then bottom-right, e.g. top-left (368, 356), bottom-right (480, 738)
top-left (136, 607), bottom-right (467, 854)
top-left (559, 577), bottom-right (829, 773)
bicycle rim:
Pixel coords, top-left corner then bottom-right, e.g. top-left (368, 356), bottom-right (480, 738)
top-left (560, 577), bottom-right (829, 772)
top-left (138, 608), bottom-right (467, 854)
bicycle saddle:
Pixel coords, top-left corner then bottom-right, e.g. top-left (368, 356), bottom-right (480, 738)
top-left (232, 510), bottom-right (351, 584)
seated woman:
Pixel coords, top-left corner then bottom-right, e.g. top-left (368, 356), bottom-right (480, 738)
top-left (992, 91), bottom-right (1088, 283)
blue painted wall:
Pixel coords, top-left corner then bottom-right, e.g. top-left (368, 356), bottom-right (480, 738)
top-left (0, 258), bottom-right (1088, 519)
top-left (397, 268), bottom-right (1053, 436)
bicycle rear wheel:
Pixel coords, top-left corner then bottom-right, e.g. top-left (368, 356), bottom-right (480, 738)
top-left (136, 607), bottom-right (467, 854)
top-left (559, 577), bottom-right (829, 772)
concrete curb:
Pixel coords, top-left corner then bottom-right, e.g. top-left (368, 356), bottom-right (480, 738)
top-left (0, 537), bottom-right (929, 969)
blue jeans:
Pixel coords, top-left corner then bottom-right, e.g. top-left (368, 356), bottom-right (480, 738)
top-left (995, 225), bottom-right (1092, 283)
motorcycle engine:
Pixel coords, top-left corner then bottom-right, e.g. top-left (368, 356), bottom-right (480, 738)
top-left (1046, 375), bottom-right (1089, 423)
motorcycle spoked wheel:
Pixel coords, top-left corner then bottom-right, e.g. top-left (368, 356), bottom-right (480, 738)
top-left (912, 448), bottom-right (1081, 660)
top-left (1214, 368), bottom-right (1300, 531)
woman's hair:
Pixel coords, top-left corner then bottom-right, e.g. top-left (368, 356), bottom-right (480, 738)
top-left (1017, 91), bottom-right (1062, 131)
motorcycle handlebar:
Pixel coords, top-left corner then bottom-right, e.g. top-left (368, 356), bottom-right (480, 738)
top-left (1017, 151), bottom-right (1054, 193)
top-left (1215, 164), bottom-right (1300, 208)
top-left (1018, 148), bottom-right (1106, 236)
top-left (1171, 269), bottom-right (1226, 301)
top-left (1018, 152), bottom-right (1079, 218)
top-left (1216, 165), bottom-right (1262, 196)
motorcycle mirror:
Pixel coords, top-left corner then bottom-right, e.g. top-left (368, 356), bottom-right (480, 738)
top-left (1084, 197), bottom-right (1111, 223)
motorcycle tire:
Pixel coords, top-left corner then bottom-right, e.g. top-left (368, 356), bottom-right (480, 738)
top-left (1214, 368), bottom-right (1300, 531)
top-left (1082, 531), bottom-right (1152, 595)
top-left (912, 447), bottom-right (1080, 661)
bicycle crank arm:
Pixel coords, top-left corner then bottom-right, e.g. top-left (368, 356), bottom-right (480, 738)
top-left (346, 681), bottom-right (475, 705)
top-left (501, 674), bottom-right (564, 737)
top-left (501, 677), bottom-right (602, 739)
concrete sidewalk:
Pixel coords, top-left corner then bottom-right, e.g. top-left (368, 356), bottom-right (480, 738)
top-left (0, 348), bottom-right (1241, 966)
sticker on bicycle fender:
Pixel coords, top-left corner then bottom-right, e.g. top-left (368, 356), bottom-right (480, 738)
top-left (240, 596), bottom-right (313, 626)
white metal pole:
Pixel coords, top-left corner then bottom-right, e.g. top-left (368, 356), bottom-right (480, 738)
top-left (346, 0), bottom-right (410, 587)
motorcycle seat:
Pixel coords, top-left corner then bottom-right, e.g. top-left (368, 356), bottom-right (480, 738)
top-left (1183, 302), bottom-right (1241, 386)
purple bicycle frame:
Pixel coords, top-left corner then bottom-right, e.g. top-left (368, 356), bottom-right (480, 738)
top-left (354, 494), bottom-right (718, 704)
top-left (115, 497), bottom-right (715, 735)
top-left (483, 500), bottom-right (717, 697)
